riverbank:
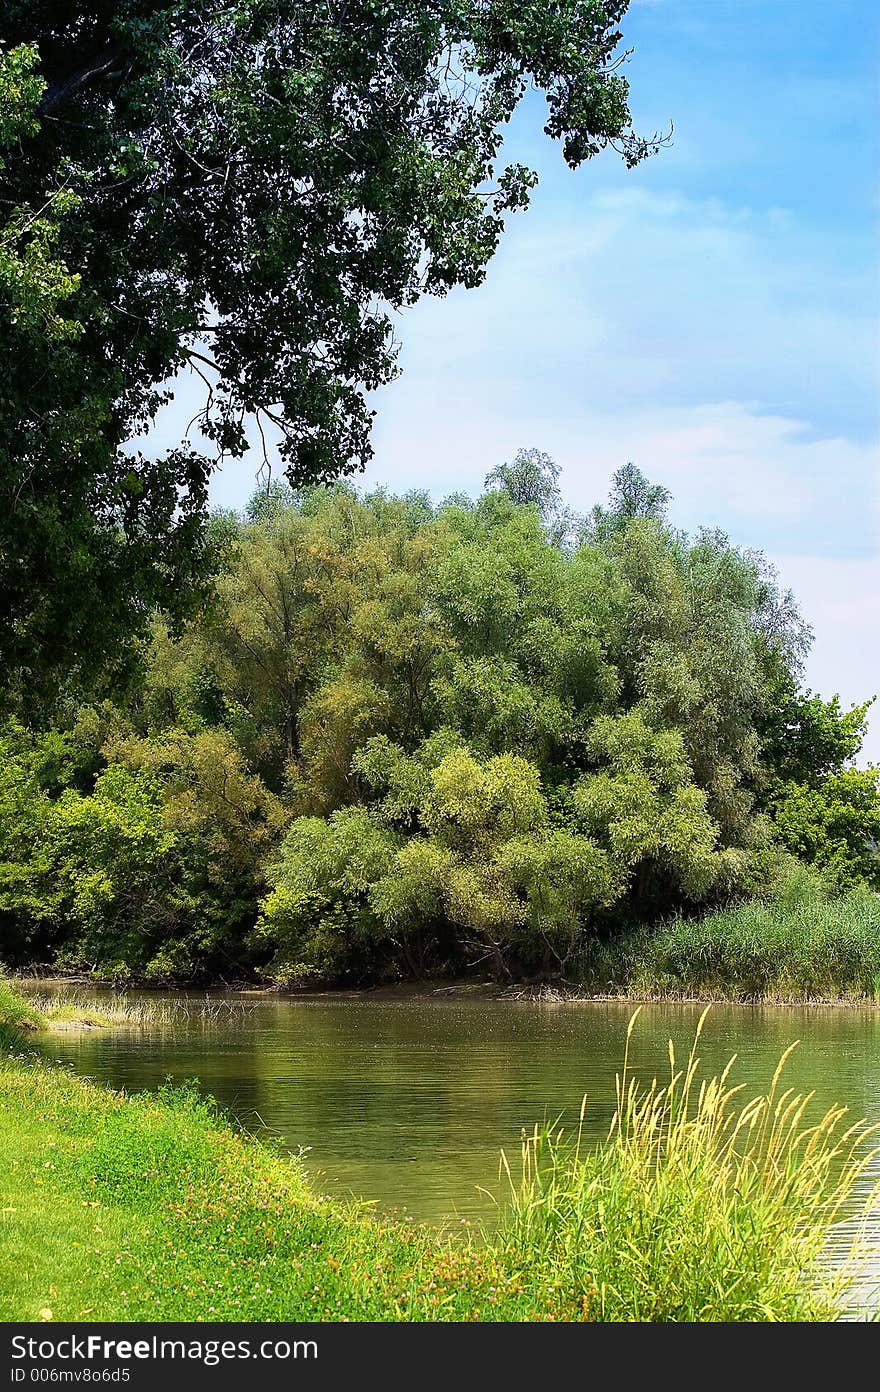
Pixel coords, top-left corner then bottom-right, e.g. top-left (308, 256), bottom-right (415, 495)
top-left (0, 976), bottom-right (121, 1034)
top-left (0, 991), bottom-right (876, 1322)
top-left (11, 886), bottom-right (880, 1008)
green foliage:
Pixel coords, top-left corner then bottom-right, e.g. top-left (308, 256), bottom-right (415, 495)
top-left (0, 45), bottom-right (82, 342)
top-left (499, 829), bottom-right (616, 968)
top-left (770, 770), bottom-right (880, 892)
top-left (0, 720), bottom-right (286, 980)
top-left (572, 711), bottom-right (726, 905)
top-left (493, 1015), bottom-right (871, 1320)
top-left (0, 724), bottom-right (67, 956)
top-left (758, 676), bottom-right (879, 889)
top-left (0, 972), bottom-right (42, 1034)
top-left (0, 44), bottom-right (42, 148)
top-left (2, 469), bottom-right (876, 984)
top-left (259, 735), bottom-right (619, 981)
top-left (584, 460), bottom-right (671, 542)
top-left (484, 446), bottom-right (562, 521)
top-left (762, 683), bottom-right (872, 785)
top-left (256, 809), bottom-right (403, 983)
top-left (1, 1), bottom-right (656, 698)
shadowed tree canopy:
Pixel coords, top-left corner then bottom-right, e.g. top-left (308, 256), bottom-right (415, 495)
top-left (0, 0), bottom-right (661, 703)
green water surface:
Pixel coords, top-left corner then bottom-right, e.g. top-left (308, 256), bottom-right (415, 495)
top-left (37, 992), bottom-right (880, 1232)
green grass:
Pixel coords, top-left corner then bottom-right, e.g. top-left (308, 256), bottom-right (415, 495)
top-left (589, 886), bottom-right (880, 1002)
top-left (0, 977), bottom-right (115, 1032)
top-left (0, 1054), bottom-right (561, 1322)
top-left (0, 977), bottom-right (44, 1033)
top-left (1, 994), bottom-right (877, 1322)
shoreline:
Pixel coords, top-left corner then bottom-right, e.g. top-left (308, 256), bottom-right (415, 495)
top-left (12, 971), bottom-right (880, 1011)
top-left (0, 1024), bottom-right (865, 1321)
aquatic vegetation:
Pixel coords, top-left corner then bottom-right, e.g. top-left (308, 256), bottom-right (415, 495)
top-left (491, 1008), bottom-right (879, 1320)
top-left (9, 980), bottom-right (261, 1031)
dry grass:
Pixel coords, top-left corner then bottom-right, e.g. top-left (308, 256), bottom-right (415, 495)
top-left (11, 984), bottom-right (259, 1030)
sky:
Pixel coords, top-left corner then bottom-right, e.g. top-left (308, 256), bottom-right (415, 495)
top-left (157, 0), bottom-right (880, 761)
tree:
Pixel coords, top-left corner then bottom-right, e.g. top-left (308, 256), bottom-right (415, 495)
top-left (7, 466), bottom-right (872, 986)
top-left (770, 770), bottom-right (880, 893)
top-left (758, 680), bottom-right (878, 891)
top-left (586, 462), bottom-right (671, 541)
top-left (0, 45), bottom-right (81, 341)
top-left (760, 683), bottom-right (873, 786)
top-left (255, 808), bottom-right (404, 983)
top-left (485, 448), bottom-right (562, 517)
top-left (572, 709), bottom-right (725, 912)
top-left (0, 716), bottom-right (287, 978)
top-left (484, 447), bottom-right (583, 550)
top-left (1, 2), bottom-right (659, 700)
top-left (189, 486), bottom-right (453, 792)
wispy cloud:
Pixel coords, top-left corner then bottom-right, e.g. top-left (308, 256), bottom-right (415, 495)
top-left (367, 398), bottom-right (878, 549)
top-left (385, 183), bottom-right (878, 447)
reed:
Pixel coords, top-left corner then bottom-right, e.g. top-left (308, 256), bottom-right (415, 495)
top-left (590, 887), bottom-right (880, 1001)
top-left (490, 1007), bottom-right (880, 1320)
top-left (10, 984), bottom-right (259, 1030)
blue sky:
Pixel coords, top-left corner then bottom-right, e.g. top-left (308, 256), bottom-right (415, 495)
top-left (164, 0), bottom-right (880, 760)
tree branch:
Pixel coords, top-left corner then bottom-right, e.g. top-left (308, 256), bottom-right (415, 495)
top-left (38, 50), bottom-right (125, 117)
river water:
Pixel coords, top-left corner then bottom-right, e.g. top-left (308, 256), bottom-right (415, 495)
top-left (33, 990), bottom-right (880, 1239)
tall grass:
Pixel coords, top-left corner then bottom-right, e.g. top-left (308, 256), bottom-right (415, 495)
top-left (9, 983), bottom-right (259, 1030)
top-left (490, 1008), bottom-right (879, 1320)
top-left (590, 886), bottom-right (880, 1001)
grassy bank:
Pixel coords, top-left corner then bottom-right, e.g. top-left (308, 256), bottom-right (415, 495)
top-left (0, 998), bottom-right (876, 1321)
top-left (587, 887), bottom-right (880, 1003)
top-left (0, 977), bottom-right (119, 1032)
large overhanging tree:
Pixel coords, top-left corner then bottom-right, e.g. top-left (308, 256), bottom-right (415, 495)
top-left (0, 1), bottom-right (660, 700)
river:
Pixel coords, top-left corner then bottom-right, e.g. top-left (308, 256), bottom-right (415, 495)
top-left (33, 990), bottom-right (880, 1244)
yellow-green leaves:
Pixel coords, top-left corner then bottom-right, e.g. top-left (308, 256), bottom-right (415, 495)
top-left (0, 46), bottom-right (44, 153)
top-left (574, 710), bottom-right (722, 902)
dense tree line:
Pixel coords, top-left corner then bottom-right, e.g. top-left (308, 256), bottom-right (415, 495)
top-left (1, 459), bottom-right (876, 984)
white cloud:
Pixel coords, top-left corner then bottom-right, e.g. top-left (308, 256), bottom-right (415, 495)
top-left (195, 174), bottom-right (880, 762)
top-left (769, 554), bottom-right (880, 766)
top-left (344, 180), bottom-right (878, 569)
top-left (364, 396), bottom-right (880, 765)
